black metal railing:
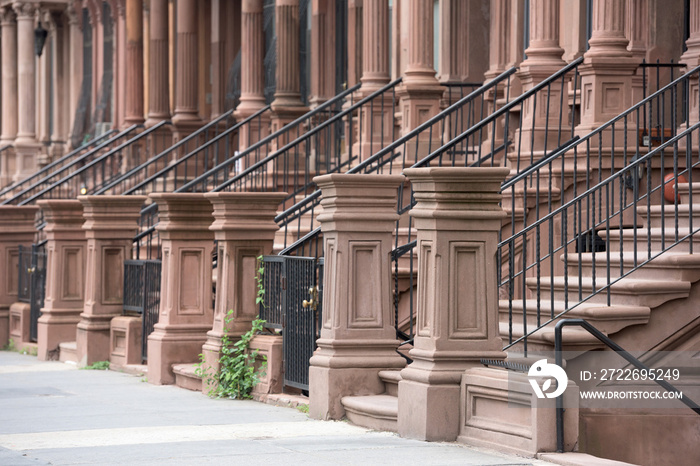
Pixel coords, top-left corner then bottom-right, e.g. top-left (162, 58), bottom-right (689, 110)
top-left (0, 131), bottom-right (117, 199)
top-left (17, 243), bottom-right (47, 342)
top-left (1, 126), bottom-right (142, 205)
top-left (94, 110), bottom-right (242, 195)
top-left (123, 259), bottom-right (162, 361)
top-left (130, 83), bottom-right (362, 261)
top-left (108, 107), bottom-right (276, 197)
top-left (501, 119), bottom-right (700, 354)
top-left (5, 122), bottom-right (170, 206)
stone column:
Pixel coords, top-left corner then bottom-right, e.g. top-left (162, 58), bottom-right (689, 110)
top-left (234, 0), bottom-right (269, 150)
top-left (12, 1), bottom-right (41, 181)
top-left (200, 192), bottom-right (286, 395)
top-left (515, 0), bottom-right (568, 154)
top-left (172, 0), bottom-right (202, 136)
top-left (357, 0), bottom-right (392, 160)
top-left (147, 193), bottom-right (215, 385)
top-left (124, 0), bottom-right (145, 126)
top-left (576, 0), bottom-right (639, 137)
top-left (309, 0), bottom-right (335, 108)
top-left (271, 0), bottom-right (307, 132)
top-left (36, 200), bottom-right (87, 361)
top-left (682, 0), bottom-right (700, 126)
top-left (75, 195), bottom-right (146, 367)
top-left (145, 0), bottom-right (170, 127)
top-left (398, 167), bottom-right (508, 442)
top-left (210, 0), bottom-right (227, 120)
top-left (0, 7), bottom-right (18, 187)
top-left (112, 1), bottom-right (127, 129)
top-left (0, 206), bottom-right (39, 348)
top-left (397, 0), bottom-right (442, 134)
top-left (309, 174), bottom-right (407, 421)
top-left (347, 0), bottom-right (362, 88)
top-left (66, 2), bottom-right (83, 149)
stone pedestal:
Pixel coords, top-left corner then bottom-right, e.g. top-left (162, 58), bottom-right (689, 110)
top-left (75, 195), bottom-right (146, 367)
top-left (147, 194), bottom-right (214, 385)
top-left (398, 168), bottom-right (509, 441)
top-left (309, 174), bottom-right (407, 421)
top-left (110, 316), bottom-right (143, 367)
top-left (458, 367), bottom-right (579, 455)
top-left (200, 192), bottom-right (286, 394)
top-left (250, 334), bottom-right (284, 395)
top-left (0, 206), bottom-right (38, 348)
top-left (36, 200), bottom-right (87, 361)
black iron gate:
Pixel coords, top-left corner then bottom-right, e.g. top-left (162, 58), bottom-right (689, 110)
top-left (259, 255), bottom-right (322, 391)
top-left (17, 243), bottom-right (47, 342)
top-left (123, 259), bottom-right (162, 361)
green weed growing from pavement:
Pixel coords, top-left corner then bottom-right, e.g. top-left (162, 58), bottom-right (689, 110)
top-left (81, 360), bottom-right (110, 370)
top-left (2, 338), bottom-right (17, 352)
top-left (196, 256), bottom-right (267, 399)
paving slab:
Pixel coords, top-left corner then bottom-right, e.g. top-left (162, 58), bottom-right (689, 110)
top-left (0, 351), bottom-right (558, 466)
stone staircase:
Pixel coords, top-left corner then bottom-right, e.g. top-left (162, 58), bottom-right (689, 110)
top-left (341, 370), bottom-right (401, 432)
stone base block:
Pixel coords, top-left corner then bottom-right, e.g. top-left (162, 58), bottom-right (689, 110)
top-left (110, 316), bottom-right (143, 368)
top-left (309, 366), bottom-right (391, 421)
top-left (147, 324), bottom-right (211, 385)
top-left (36, 309), bottom-right (82, 361)
top-left (0, 308), bottom-right (9, 348)
top-left (397, 378), bottom-right (461, 441)
top-left (250, 334), bottom-right (283, 396)
top-left (173, 363), bottom-right (203, 391)
top-left (580, 410), bottom-right (700, 466)
top-left (76, 315), bottom-right (117, 367)
top-left (8, 302), bottom-right (30, 347)
top-left (457, 367), bottom-right (578, 456)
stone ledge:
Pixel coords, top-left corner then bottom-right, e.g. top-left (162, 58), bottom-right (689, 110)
top-left (538, 452), bottom-right (640, 466)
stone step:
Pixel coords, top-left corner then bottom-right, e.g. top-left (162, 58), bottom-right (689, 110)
top-left (58, 341), bottom-right (77, 364)
top-left (500, 300), bottom-right (650, 336)
top-left (172, 363), bottom-right (202, 392)
top-left (341, 394), bottom-right (398, 433)
top-left (498, 321), bottom-right (602, 352)
top-left (378, 370), bottom-right (402, 397)
top-left (526, 275), bottom-right (690, 308)
top-left (539, 452), bottom-right (641, 466)
top-left (637, 204), bottom-right (697, 229)
top-left (564, 251), bottom-right (700, 283)
top-left (602, 227), bottom-right (700, 253)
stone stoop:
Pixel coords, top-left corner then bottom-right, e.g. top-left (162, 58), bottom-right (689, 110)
top-left (58, 341), bottom-right (77, 364)
top-left (172, 363), bottom-right (202, 392)
top-left (538, 452), bottom-right (640, 466)
top-left (340, 370), bottom-right (402, 433)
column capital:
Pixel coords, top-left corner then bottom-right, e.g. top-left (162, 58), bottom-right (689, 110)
top-left (149, 193), bottom-right (214, 240)
top-left (12, 2), bottom-right (37, 19)
top-left (0, 5), bottom-right (17, 24)
top-left (78, 195), bottom-right (147, 239)
top-left (204, 192), bottom-right (287, 241)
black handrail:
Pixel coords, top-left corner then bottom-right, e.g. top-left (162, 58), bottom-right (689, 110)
top-left (554, 319), bottom-right (700, 452)
top-left (2, 125), bottom-right (142, 205)
top-left (0, 130), bottom-right (117, 198)
top-left (17, 121), bottom-right (169, 205)
top-left (94, 111), bottom-right (234, 195)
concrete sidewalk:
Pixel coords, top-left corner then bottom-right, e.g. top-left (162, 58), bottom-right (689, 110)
top-left (0, 351), bottom-right (557, 466)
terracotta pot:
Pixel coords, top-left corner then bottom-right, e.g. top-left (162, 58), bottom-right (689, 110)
top-left (663, 173), bottom-right (688, 203)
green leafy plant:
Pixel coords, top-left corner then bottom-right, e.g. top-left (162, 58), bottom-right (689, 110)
top-left (297, 404), bottom-right (310, 414)
top-left (81, 360), bottom-right (110, 370)
top-left (197, 256), bottom-right (268, 399)
top-left (2, 339), bottom-right (17, 352)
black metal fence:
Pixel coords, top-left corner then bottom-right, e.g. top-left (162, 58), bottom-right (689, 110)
top-left (17, 243), bottom-right (47, 342)
top-left (259, 255), bottom-right (322, 391)
top-left (123, 259), bottom-right (162, 361)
